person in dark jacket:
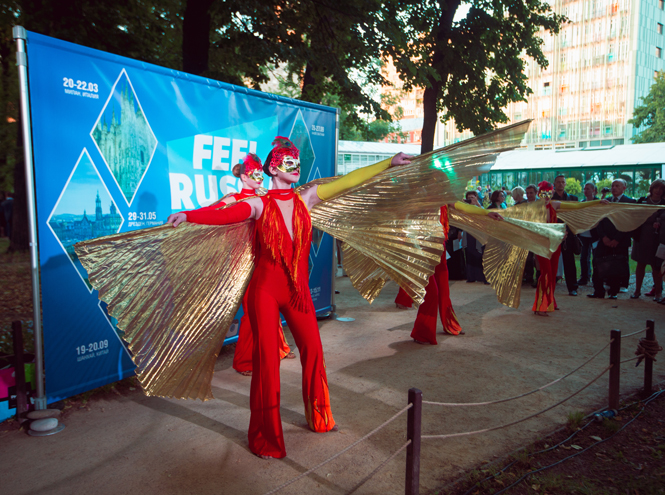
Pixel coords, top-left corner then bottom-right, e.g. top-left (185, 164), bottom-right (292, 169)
top-left (552, 175), bottom-right (579, 296)
top-left (631, 179), bottom-right (665, 302)
top-left (588, 179), bottom-right (636, 299)
top-left (577, 182), bottom-right (598, 285)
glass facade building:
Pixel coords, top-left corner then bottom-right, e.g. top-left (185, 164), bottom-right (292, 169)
top-left (437, 0), bottom-right (665, 150)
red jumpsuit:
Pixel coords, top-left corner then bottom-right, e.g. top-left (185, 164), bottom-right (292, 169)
top-left (186, 189), bottom-right (334, 458)
top-left (226, 189), bottom-right (292, 374)
top-left (532, 204), bottom-right (561, 312)
top-left (201, 189), bottom-right (291, 373)
top-left (394, 206), bottom-right (462, 344)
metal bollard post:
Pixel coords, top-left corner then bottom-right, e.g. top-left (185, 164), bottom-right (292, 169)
top-left (644, 320), bottom-right (655, 396)
top-left (405, 388), bottom-right (422, 495)
top-left (609, 329), bottom-right (621, 410)
top-left (12, 321), bottom-right (28, 424)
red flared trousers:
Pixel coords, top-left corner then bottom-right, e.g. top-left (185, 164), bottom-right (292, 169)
top-left (232, 293), bottom-right (291, 373)
top-left (395, 251), bottom-right (462, 344)
top-left (246, 257), bottom-right (335, 458)
top-left (532, 246), bottom-right (561, 312)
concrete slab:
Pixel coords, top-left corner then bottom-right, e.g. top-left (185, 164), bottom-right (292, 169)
top-left (1, 276), bottom-right (663, 495)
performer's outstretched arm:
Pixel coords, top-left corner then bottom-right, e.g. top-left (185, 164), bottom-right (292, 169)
top-left (301, 153), bottom-right (413, 209)
top-left (167, 196), bottom-right (264, 227)
top-left (452, 201), bottom-right (503, 220)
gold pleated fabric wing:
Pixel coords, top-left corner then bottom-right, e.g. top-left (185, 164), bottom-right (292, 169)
top-left (75, 222), bottom-right (255, 400)
top-left (311, 120), bottom-right (533, 305)
top-left (556, 202), bottom-right (665, 234)
top-left (451, 200), bottom-right (563, 309)
top-left (473, 201), bottom-right (665, 308)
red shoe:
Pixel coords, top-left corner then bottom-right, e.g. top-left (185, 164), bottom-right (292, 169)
top-left (645, 288), bottom-right (656, 297)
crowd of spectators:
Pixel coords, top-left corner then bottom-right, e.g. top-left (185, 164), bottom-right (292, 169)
top-left (452, 177), bottom-right (665, 304)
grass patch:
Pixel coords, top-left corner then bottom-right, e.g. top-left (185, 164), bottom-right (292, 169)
top-left (567, 410), bottom-right (586, 430)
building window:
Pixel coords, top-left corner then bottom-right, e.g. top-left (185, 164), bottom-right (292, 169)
top-left (659, 23), bottom-right (664, 34)
top-left (656, 70), bottom-right (660, 78)
top-left (658, 47), bottom-right (663, 58)
top-left (660, 0), bottom-right (664, 10)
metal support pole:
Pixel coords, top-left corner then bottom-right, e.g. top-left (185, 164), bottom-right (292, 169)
top-left (405, 388), bottom-right (422, 495)
top-left (13, 25), bottom-right (46, 410)
top-left (12, 321), bottom-right (28, 424)
top-left (330, 108), bottom-right (340, 315)
top-left (609, 329), bottom-right (621, 410)
top-left (644, 320), bottom-right (655, 396)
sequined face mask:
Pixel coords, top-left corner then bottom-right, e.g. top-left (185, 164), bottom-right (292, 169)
top-left (538, 191), bottom-right (553, 199)
top-left (247, 169), bottom-right (264, 183)
top-left (277, 155), bottom-right (300, 174)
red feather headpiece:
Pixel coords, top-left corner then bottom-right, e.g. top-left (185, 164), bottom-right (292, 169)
top-left (269, 136), bottom-right (300, 169)
top-left (240, 153), bottom-right (262, 174)
top-left (538, 180), bottom-right (554, 193)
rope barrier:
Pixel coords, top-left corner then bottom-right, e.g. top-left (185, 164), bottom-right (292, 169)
top-left (621, 328), bottom-right (648, 339)
top-left (421, 366), bottom-right (610, 440)
top-left (422, 340), bottom-right (613, 407)
top-left (620, 355), bottom-right (643, 364)
top-left (345, 440), bottom-right (411, 495)
top-left (635, 336), bottom-right (663, 366)
top-left (263, 403), bottom-right (412, 495)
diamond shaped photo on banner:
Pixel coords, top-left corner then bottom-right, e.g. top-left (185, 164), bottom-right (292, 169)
top-left (90, 68), bottom-right (158, 206)
top-left (47, 149), bottom-right (124, 292)
top-left (289, 110), bottom-right (316, 187)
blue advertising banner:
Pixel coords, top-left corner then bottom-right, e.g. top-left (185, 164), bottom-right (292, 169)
top-left (25, 31), bottom-right (337, 401)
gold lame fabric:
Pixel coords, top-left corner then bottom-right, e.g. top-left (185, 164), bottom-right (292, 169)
top-left (309, 120), bottom-right (533, 305)
top-left (340, 242), bottom-right (391, 304)
top-left (448, 201), bottom-right (565, 308)
top-left (75, 222), bottom-right (255, 401)
top-left (557, 202), bottom-right (665, 234)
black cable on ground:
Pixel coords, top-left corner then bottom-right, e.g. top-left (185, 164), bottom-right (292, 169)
top-left (489, 389), bottom-right (664, 495)
top-left (460, 417), bottom-right (596, 495)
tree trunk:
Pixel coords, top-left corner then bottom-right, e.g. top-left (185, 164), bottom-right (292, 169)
top-left (182, 0), bottom-right (215, 75)
top-left (421, 80), bottom-right (440, 154)
top-left (301, 61), bottom-right (318, 103)
top-left (9, 113), bottom-right (29, 252)
top-left (420, 0), bottom-right (462, 153)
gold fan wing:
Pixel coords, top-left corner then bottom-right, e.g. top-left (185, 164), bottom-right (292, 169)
top-left (307, 121), bottom-right (533, 304)
top-left (75, 221), bottom-right (255, 400)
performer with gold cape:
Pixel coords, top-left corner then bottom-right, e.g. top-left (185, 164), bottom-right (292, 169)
top-left (75, 121), bottom-right (565, 459)
top-left (392, 203), bottom-right (502, 344)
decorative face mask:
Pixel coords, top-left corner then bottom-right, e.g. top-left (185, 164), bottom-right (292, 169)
top-left (247, 168), bottom-right (264, 183)
top-left (538, 190), bottom-right (553, 199)
top-left (277, 155), bottom-right (300, 174)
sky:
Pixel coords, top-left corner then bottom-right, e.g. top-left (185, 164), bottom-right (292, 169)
top-left (51, 152), bottom-right (117, 218)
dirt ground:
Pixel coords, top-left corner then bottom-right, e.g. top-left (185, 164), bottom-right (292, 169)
top-left (1, 260), bottom-right (665, 494)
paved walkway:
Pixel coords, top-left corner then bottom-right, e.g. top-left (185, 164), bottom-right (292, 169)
top-left (2, 276), bottom-right (663, 495)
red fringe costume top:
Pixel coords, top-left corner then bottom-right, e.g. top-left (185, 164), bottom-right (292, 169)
top-left (532, 203), bottom-right (561, 312)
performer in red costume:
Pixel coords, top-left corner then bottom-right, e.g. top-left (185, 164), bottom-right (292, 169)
top-left (532, 182), bottom-right (561, 315)
top-left (395, 204), bottom-right (502, 344)
top-left (531, 181), bottom-right (610, 315)
top-left (168, 137), bottom-right (412, 459)
top-left (216, 155), bottom-right (295, 376)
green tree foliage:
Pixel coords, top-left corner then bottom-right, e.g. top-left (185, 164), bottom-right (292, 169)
top-left (629, 71), bottom-right (665, 144)
top-left (564, 177), bottom-right (582, 196)
top-left (380, 0), bottom-right (565, 153)
top-left (596, 178), bottom-right (613, 198)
